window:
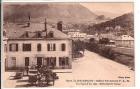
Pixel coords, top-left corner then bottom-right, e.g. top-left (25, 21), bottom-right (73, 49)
top-left (4, 44), bottom-right (7, 52)
top-left (61, 43), bottom-right (66, 51)
top-left (45, 57), bottom-right (56, 67)
top-left (11, 57), bottom-right (16, 68)
top-left (37, 57), bottom-right (42, 66)
top-left (37, 44), bottom-right (41, 51)
top-left (47, 44), bottom-right (50, 51)
top-left (9, 43), bottom-right (18, 52)
top-left (53, 44), bottom-right (56, 51)
top-left (23, 44), bottom-right (31, 51)
top-left (47, 43), bottom-right (56, 51)
top-left (3, 31), bottom-right (6, 36)
top-left (59, 57), bottom-right (69, 66)
top-left (25, 57), bottom-right (29, 66)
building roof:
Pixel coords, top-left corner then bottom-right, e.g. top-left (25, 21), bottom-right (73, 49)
top-left (4, 22), bottom-right (69, 40)
top-left (99, 33), bottom-right (116, 40)
top-left (116, 35), bottom-right (134, 41)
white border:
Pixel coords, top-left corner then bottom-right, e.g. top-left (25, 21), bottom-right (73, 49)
top-left (134, 0), bottom-right (140, 89)
top-left (3, 0), bottom-right (134, 2)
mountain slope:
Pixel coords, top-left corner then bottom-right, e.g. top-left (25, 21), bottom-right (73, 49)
top-left (4, 3), bottom-right (97, 23)
top-left (84, 12), bottom-right (134, 37)
top-left (93, 13), bottom-right (134, 30)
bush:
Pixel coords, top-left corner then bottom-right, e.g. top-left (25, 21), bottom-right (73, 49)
top-left (85, 42), bottom-right (99, 53)
top-left (98, 46), bottom-right (115, 59)
top-left (86, 41), bottom-right (134, 70)
top-left (86, 42), bottom-right (115, 59)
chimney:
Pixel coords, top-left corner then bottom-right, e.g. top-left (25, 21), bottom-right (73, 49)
top-left (44, 18), bottom-right (47, 31)
top-left (27, 13), bottom-right (31, 27)
top-left (44, 18), bottom-right (47, 37)
top-left (57, 21), bottom-right (63, 31)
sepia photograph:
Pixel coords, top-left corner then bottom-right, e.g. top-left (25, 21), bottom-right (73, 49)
top-left (2, 2), bottom-right (134, 87)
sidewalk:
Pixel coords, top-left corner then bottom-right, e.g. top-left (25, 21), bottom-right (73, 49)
top-left (52, 69), bottom-right (72, 73)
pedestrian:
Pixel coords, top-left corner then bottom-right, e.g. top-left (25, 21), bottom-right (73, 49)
top-left (52, 73), bottom-right (55, 86)
top-left (25, 66), bottom-right (29, 76)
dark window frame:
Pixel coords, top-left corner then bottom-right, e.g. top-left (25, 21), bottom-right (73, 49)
top-left (59, 57), bottom-right (69, 66)
top-left (37, 44), bottom-right (41, 51)
top-left (25, 57), bottom-right (29, 66)
top-left (47, 43), bottom-right (56, 51)
top-left (4, 44), bottom-right (7, 52)
top-left (23, 44), bottom-right (31, 51)
top-left (9, 43), bottom-right (18, 52)
top-left (61, 43), bottom-right (66, 51)
top-left (46, 57), bottom-right (56, 66)
top-left (11, 57), bottom-right (16, 68)
top-left (47, 44), bottom-right (50, 51)
top-left (53, 44), bottom-right (56, 51)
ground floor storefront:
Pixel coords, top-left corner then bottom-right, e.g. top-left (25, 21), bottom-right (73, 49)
top-left (5, 56), bottom-right (72, 70)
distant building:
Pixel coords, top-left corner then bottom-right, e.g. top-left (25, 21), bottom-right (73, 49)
top-left (115, 35), bottom-right (134, 48)
top-left (62, 28), bottom-right (80, 33)
top-left (68, 31), bottom-right (87, 41)
top-left (87, 34), bottom-right (99, 41)
top-left (4, 20), bottom-right (72, 70)
top-left (99, 33), bottom-right (116, 40)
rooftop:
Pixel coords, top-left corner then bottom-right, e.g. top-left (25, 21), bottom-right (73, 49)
top-left (116, 35), bottom-right (134, 40)
top-left (4, 22), bottom-right (69, 40)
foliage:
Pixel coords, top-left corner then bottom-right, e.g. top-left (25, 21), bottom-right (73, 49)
top-left (99, 38), bottom-right (110, 44)
top-left (85, 13), bottom-right (134, 37)
top-left (86, 41), bottom-right (134, 70)
top-left (72, 40), bottom-right (85, 52)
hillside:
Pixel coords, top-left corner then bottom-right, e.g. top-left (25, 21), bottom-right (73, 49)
top-left (93, 13), bottom-right (134, 30)
top-left (4, 3), bottom-right (98, 23)
top-left (85, 13), bottom-right (134, 36)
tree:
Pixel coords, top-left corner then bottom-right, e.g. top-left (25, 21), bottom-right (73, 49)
top-left (99, 38), bottom-right (109, 44)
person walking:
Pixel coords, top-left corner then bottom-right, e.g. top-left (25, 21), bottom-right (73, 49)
top-left (25, 66), bottom-right (29, 76)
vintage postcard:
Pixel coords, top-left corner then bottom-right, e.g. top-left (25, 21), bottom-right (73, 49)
top-left (2, 2), bottom-right (135, 88)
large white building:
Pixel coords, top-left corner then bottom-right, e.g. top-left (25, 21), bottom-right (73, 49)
top-left (115, 35), bottom-right (134, 48)
top-left (4, 20), bottom-right (72, 70)
top-left (68, 31), bottom-right (87, 41)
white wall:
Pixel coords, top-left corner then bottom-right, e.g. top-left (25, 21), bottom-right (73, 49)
top-left (6, 39), bottom-right (72, 68)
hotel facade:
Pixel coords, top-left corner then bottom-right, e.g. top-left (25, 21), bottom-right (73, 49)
top-left (4, 20), bottom-right (72, 70)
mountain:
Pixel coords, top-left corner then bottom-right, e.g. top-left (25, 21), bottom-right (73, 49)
top-left (4, 3), bottom-right (98, 23)
top-left (92, 12), bottom-right (134, 31)
top-left (84, 12), bottom-right (134, 37)
top-left (93, 10), bottom-right (122, 19)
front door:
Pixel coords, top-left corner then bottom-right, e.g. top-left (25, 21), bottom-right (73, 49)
top-left (25, 57), bottom-right (29, 66)
top-left (11, 57), bottom-right (16, 69)
top-left (37, 57), bottom-right (42, 66)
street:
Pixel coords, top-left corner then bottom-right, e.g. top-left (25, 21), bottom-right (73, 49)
top-left (55, 50), bottom-right (134, 87)
top-left (4, 50), bottom-right (134, 87)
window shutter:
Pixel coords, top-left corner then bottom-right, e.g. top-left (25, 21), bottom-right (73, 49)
top-left (23, 44), bottom-right (31, 51)
top-left (53, 44), bottom-right (56, 51)
top-left (16, 44), bottom-right (18, 51)
top-left (47, 44), bottom-right (50, 51)
top-left (61, 43), bottom-right (66, 51)
top-left (37, 44), bottom-right (41, 51)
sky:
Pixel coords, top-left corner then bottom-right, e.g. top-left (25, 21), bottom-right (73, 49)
top-left (80, 3), bottom-right (134, 18)
top-left (3, 2), bottom-right (134, 18)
